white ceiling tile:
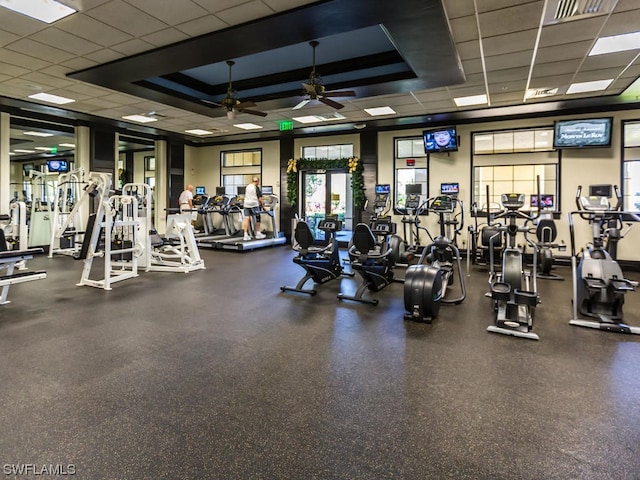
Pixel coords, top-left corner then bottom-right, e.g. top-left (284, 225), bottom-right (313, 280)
top-left (0, 29), bottom-right (20, 46)
top-left (581, 51), bottom-right (638, 71)
top-left (56, 14), bottom-right (133, 46)
top-left (0, 11), bottom-right (46, 36)
top-left (539, 18), bottom-right (605, 48)
top-left (192, 0), bottom-right (253, 14)
top-left (262, 0), bottom-right (318, 12)
top-left (16, 72), bottom-right (74, 89)
top-left (175, 15), bottom-right (228, 36)
top-left (0, 48), bottom-right (50, 70)
top-left (455, 40), bottom-right (481, 61)
top-left (484, 51), bottom-right (533, 72)
top-left (5, 38), bottom-right (75, 63)
top-left (83, 49), bottom-right (123, 64)
top-left (535, 41), bottom-right (592, 64)
top-left (111, 38), bottom-right (155, 56)
top-left (478, 2), bottom-right (543, 36)
top-left (601, 8), bottom-right (640, 36)
top-left (449, 15), bottom-right (478, 43)
top-left (442, 0), bottom-right (475, 19)
top-left (30, 28), bottom-right (103, 56)
top-left (216, 0), bottom-right (276, 26)
top-left (60, 57), bottom-right (99, 71)
top-left (125, 0), bottom-right (209, 25)
top-left (141, 28), bottom-right (190, 47)
top-left (0, 62), bottom-right (31, 77)
top-left (486, 67), bottom-right (531, 83)
top-left (86, 0), bottom-right (168, 37)
top-left (482, 30), bottom-right (538, 57)
top-left (532, 59), bottom-right (581, 78)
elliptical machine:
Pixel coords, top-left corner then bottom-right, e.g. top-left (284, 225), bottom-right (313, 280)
top-left (487, 185), bottom-right (541, 340)
top-left (281, 216), bottom-right (353, 295)
top-left (568, 185), bottom-right (639, 334)
top-left (404, 193), bottom-right (466, 322)
top-left (532, 194), bottom-right (565, 280)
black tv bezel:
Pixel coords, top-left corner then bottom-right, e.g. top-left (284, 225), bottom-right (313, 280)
top-left (46, 159), bottom-right (69, 173)
top-left (552, 117), bottom-right (613, 149)
top-left (423, 126), bottom-right (459, 153)
top-left (215, 187), bottom-right (226, 195)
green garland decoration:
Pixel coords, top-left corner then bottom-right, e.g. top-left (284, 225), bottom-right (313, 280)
top-left (286, 157), bottom-right (365, 209)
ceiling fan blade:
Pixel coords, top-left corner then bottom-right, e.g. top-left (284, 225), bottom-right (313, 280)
top-left (236, 100), bottom-right (257, 110)
top-left (292, 99), bottom-right (310, 110)
top-left (202, 99), bottom-right (223, 107)
top-left (240, 108), bottom-right (267, 117)
top-left (319, 97), bottom-right (345, 110)
top-left (323, 90), bottom-right (357, 98)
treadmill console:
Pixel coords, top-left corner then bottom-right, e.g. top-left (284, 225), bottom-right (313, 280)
top-left (501, 193), bottom-right (525, 210)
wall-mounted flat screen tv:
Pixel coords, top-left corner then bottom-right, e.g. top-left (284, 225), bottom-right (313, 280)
top-left (530, 194), bottom-right (554, 208)
top-left (423, 127), bottom-right (458, 153)
top-left (553, 117), bottom-right (613, 149)
top-left (441, 182), bottom-right (459, 194)
top-left (405, 184), bottom-right (422, 195)
top-left (375, 184), bottom-right (391, 195)
top-left (215, 187), bottom-right (226, 195)
top-left (195, 186), bottom-right (206, 195)
top-left (47, 159), bottom-right (69, 173)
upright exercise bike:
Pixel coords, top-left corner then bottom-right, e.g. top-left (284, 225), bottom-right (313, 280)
top-left (487, 188), bottom-right (541, 340)
top-left (404, 194), bottom-right (466, 322)
top-left (568, 185), bottom-right (639, 334)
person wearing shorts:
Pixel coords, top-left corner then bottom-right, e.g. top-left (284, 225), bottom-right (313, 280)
top-left (242, 177), bottom-right (266, 241)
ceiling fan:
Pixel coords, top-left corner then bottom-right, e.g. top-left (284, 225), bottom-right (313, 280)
top-left (293, 40), bottom-right (357, 110)
top-left (202, 60), bottom-right (266, 120)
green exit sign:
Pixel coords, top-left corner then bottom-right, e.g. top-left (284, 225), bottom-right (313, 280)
top-left (50, 147), bottom-right (58, 154)
top-left (279, 120), bottom-right (294, 131)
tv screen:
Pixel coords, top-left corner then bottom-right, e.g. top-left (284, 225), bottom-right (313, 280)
top-left (530, 194), bottom-right (554, 208)
top-left (216, 187), bottom-right (226, 195)
top-left (261, 185), bottom-right (273, 195)
top-left (375, 184), bottom-right (391, 195)
top-left (195, 186), bottom-right (206, 195)
top-left (47, 159), bottom-right (69, 173)
top-left (441, 182), bottom-right (459, 194)
top-left (553, 118), bottom-right (613, 149)
top-left (423, 127), bottom-right (458, 153)
top-left (589, 184), bottom-right (612, 198)
top-left (405, 184), bottom-right (422, 195)
top-left (237, 186), bottom-right (246, 195)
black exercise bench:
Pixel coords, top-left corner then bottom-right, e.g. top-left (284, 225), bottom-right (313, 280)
top-left (0, 248), bottom-right (47, 305)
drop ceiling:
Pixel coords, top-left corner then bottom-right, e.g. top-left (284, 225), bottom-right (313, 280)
top-left (1, 0), bottom-right (640, 145)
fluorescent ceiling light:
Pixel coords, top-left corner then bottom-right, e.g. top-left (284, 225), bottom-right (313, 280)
top-left (122, 114), bottom-right (158, 123)
top-left (293, 116), bottom-right (322, 124)
top-left (8, 152), bottom-right (15, 156)
top-left (293, 113), bottom-right (346, 124)
top-left (364, 106), bottom-right (396, 116)
top-left (0, 0), bottom-right (76, 23)
top-left (24, 131), bottom-right (54, 137)
top-left (35, 147), bottom-right (54, 151)
top-left (185, 129), bottom-right (214, 135)
top-left (233, 123), bottom-right (262, 130)
top-left (28, 92), bottom-right (75, 105)
top-left (454, 94), bottom-right (488, 107)
top-left (14, 149), bottom-right (36, 153)
top-left (566, 79), bottom-right (613, 94)
top-left (59, 143), bottom-right (75, 148)
top-left (590, 31), bottom-right (640, 56)
top-left (525, 87), bottom-right (558, 99)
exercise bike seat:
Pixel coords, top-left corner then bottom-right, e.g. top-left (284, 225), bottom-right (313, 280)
top-left (294, 221), bottom-right (316, 253)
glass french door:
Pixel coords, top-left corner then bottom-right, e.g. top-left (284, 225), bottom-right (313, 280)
top-left (302, 170), bottom-right (352, 241)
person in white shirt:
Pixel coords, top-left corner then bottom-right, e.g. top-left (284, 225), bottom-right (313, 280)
top-left (179, 184), bottom-right (198, 228)
top-left (242, 177), bottom-right (266, 241)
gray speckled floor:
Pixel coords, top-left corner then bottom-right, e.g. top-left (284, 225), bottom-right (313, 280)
top-left (1, 247), bottom-right (640, 480)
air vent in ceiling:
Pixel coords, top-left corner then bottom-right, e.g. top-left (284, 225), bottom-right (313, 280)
top-left (544, 0), bottom-right (615, 25)
top-left (526, 87), bottom-right (559, 99)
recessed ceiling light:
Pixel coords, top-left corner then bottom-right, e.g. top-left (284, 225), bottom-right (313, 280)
top-left (0, 0), bottom-right (76, 23)
top-left (24, 131), bottom-right (54, 137)
top-left (292, 113), bottom-right (346, 124)
top-left (293, 116), bottom-right (322, 124)
top-left (590, 31), bottom-right (640, 56)
top-left (454, 94), bottom-right (488, 107)
top-left (8, 152), bottom-right (15, 156)
top-left (566, 79), bottom-right (613, 94)
top-left (185, 129), bottom-right (214, 135)
top-left (59, 143), bottom-right (75, 148)
top-left (28, 92), bottom-right (75, 105)
top-left (122, 114), bottom-right (158, 123)
top-left (35, 147), bottom-right (54, 151)
top-left (14, 149), bottom-right (36, 153)
top-left (234, 123), bottom-right (262, 130)
top-left (525, 87), bottom-right (559, 99)
top-left (364, 106), bottom-right (396, 116)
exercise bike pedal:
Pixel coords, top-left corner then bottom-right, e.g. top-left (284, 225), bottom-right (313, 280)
top-left (514, 289), bottom-right (537, 307)
top-left (491, 282), bottom-right (511, 302)
top-left (583, 276), bottom-right (607, 291)
top-left (608, 278), bottom-right (635, 292)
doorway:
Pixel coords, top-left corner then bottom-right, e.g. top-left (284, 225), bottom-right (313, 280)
top-left (302, 170), bottom-right (353, 242)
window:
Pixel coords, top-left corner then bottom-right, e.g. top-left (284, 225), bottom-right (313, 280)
top-left (472, 128), bottom-right (559, 211)
top-left (623, 121), bottom-right (640, 212)
top-left (395, 137), bottom-right (427, 208)
top-left (221, 148), bottom-right (262, 194)
top-left (302, 144), bottom-right (353, 159)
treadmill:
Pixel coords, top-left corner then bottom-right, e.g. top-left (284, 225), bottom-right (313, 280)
top-left (216, 185), bottom-right (286, 251)
top-left (196, 187), bottom-right (239, 249)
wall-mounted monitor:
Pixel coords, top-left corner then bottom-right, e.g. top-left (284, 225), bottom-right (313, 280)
top-left (553, 117), bottom-right (613, 149)
top-left (215, 186), bottom-right (226, 195)
top-left (195, 186), bottom-right (206, 195)
top-left (375, 184), bottom-right (391, 195)
top-left (237, 186), bottom-right (246, 195)
top-left (441, 182), bottom-right (459, 194)
top-left (405, 184), bottom-right (422, 195)
top-left (530, 194), bottom-right (554, 208)
top-left (423, 126), bottom-right (458, 153)
top-left (261, 185), bottom-right (273, 195)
